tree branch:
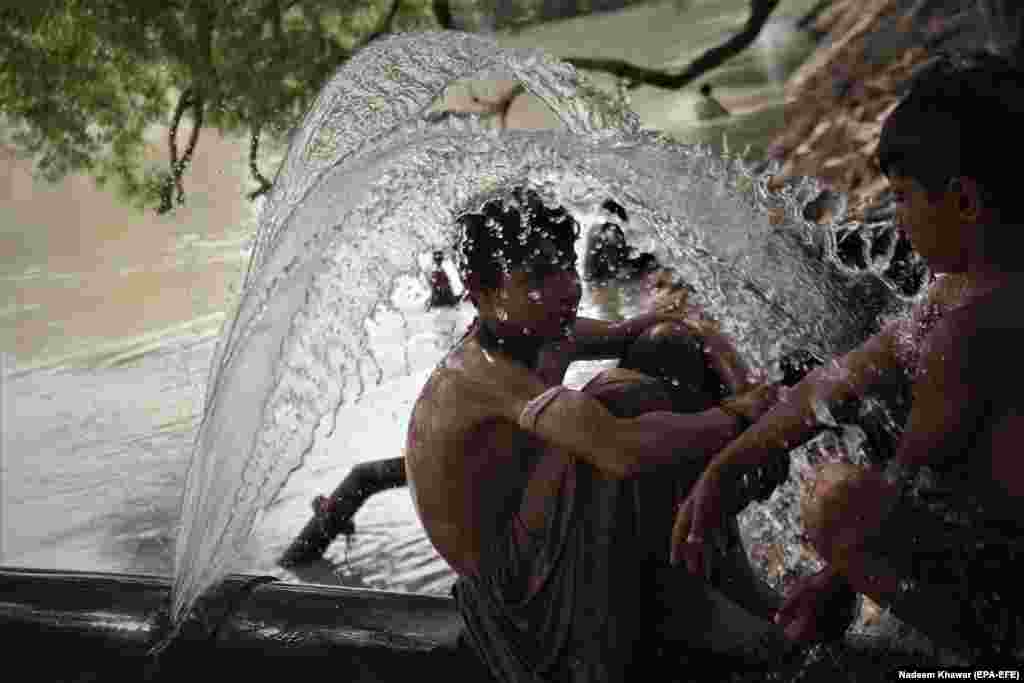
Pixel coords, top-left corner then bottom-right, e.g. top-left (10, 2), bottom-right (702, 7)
top-left (565, 0), bottom-right (781, 91)
top-left (268, 0), bottom-right (283, 43)
top-left (177, 95), bottom-right (203, 200)
top-left (160, 88), bottom-right (190, 214)
top-left (247, 123), bottom-right (273, 200)
top-left (159, 89), bottom-right (204, 215)
top-left (158, 1), bottom-right (215, 214)
top-left (167, 89), bottom-right (190, 172)
top-left (432, 0), bottom-right (454, 30)
top-left (365, 0), bottom-right (402, 45)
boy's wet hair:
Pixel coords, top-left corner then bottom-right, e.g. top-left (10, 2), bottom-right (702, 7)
top-left (877, 51), bottom-right (1024, 221)
top-left (456, 187), bottom-right (580, 293)
top-left (601, 199), bottom-right (628, 223)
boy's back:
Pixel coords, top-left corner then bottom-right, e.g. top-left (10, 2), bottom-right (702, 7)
top-left (923, 281), bottom-right (1024, 522)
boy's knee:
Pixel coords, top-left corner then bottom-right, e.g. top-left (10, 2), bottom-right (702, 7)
top-left (621, 323), bottom-right (711, 410)
top-left (583, 368), bottom-right (674, 418)
top-left (801, 463), bottom-right (887, 565)
top-left (645, 321), bottom-right (699, 345)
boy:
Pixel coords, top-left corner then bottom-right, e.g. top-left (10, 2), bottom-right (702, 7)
top-left (582, 200), bottom-right (659, 283)
top-left (672, 52), bottom-right (1024, 660)
top-left (405, 188), bottom-right (794, 681)
top-left (426, 250), bottom-right (460, 309)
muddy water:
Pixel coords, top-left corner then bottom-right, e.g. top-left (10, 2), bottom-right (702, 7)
top-left (2, 0), bottom-right (822, 595)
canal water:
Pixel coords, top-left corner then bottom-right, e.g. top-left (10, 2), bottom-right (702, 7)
top-left (3, 0), bottom-right (830, 600)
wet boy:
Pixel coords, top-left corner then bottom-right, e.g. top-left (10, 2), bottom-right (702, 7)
top-left (672, 52), bottom-right (1024, 660)
top-left (426, 250), bottom-right (460, 309)
top-left (405, 188), bottom-right (794, 681)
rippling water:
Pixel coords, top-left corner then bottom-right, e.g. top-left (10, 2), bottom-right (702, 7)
top-left (3, 271), bottom-right (649, 597)
top-left (4, 2), bottom-right (930, 653)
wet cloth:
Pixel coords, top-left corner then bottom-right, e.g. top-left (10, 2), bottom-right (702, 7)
top-left (456, 374), bottom-right (681, 682)
top-left (453, 370), bottom-right (790, 682)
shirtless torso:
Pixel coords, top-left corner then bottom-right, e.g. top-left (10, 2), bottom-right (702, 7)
top-left (405, 331), bottom-right (555, 577)
top-left (888, 273), bottom-right (1024, 526)
top-left (917, 280), bottom-right (1024, 528)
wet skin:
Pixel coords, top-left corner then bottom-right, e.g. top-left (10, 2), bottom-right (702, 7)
top-left (404, 266), bottom-right (583, 575)
top-left (404, 263), bottom-right (770, 578)
top-left (673, 172), bottom-right (1024, 649)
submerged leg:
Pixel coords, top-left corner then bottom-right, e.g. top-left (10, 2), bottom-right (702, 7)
top-left (279, 456), bottom-right (407, 566)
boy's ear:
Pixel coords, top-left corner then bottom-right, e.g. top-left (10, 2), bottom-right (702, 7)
top-left (465, 286), bottom-right (485, 309)
top-left (948, 176), bottom-right (984, 222)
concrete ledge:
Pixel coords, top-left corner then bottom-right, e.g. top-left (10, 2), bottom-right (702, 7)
top-left (0, 566), bottom-right (489, 682)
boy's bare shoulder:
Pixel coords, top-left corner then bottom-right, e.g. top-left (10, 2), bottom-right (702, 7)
top-left (922, 282), bottom-right (1024, 386)
top-left (415, 366), bottom-right (492, 430)
top-left (946, 282), bottom-right (1024, 335)
top-left (925, 274), bottom-right (971, 309)
top-left (416, 350), bottom-right (548, 435)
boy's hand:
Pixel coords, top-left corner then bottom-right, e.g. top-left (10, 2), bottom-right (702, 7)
top-left (670, 467), bottom-right (725, 577)
top-left (537, 337), bottom-right (578, 385)
top-left (720, 381), bottom-right (785, 425)
top-left (654, 299), bottom-right (759, 394)
top-left (670, 382), bottom-right (784, 574)
top-left (774, 567), bottom-right (856, 643)
top-left (654, 298), bottom-right (720, 336)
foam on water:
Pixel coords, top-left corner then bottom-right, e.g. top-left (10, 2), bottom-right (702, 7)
top-left (170, 31), bottom-right (923, 630)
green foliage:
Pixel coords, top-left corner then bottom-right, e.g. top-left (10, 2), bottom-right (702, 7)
top-left (1, 0), bottom-right (664, 212)
top-left (0, 0), bottom-right (440, 213)
top-left (1, 1), bottom-right (170, 208)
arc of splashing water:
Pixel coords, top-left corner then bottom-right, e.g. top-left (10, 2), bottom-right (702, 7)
top-left (169, 30), bottom-right (916, 634)
top-left (171, 30), bottom-right (643, 631)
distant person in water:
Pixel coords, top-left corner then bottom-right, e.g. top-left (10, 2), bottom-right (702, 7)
top-left (426, 250), bottom-right (460, 309)
top-left (405, 187), bottom-right (799, 681)
top-left (673, 52), bottom-right (1024, 660)
top-left (583, 199), bottom-right (659, 282)
top-left (695, 83), bottom-right (730, 121)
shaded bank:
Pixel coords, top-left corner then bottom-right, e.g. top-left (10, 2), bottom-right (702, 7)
top-left (769, 0), bottom-right (1024, 213)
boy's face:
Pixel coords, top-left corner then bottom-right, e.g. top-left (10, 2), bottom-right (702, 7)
top-left (889, 174), bottom-right (978, 274)
top-left (475, 263), bottom-right (582, 341)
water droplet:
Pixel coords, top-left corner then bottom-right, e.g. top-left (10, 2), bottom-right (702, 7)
top-left (174, 30), bottom-right (923, 633)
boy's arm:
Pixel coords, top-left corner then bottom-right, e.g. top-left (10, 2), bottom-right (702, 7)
top-left (441, 367), bottom-right (777, 479)
top-left (534, 315), bottom-right (667, 383)
top-left (569, 312), bottom-right (754, 392)
top-left (523, 384), bottom-right (782, 479)
top-left (704, 321), bottom-right (903, 477)
top-left (567, 313), bottom-right (673, 360)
